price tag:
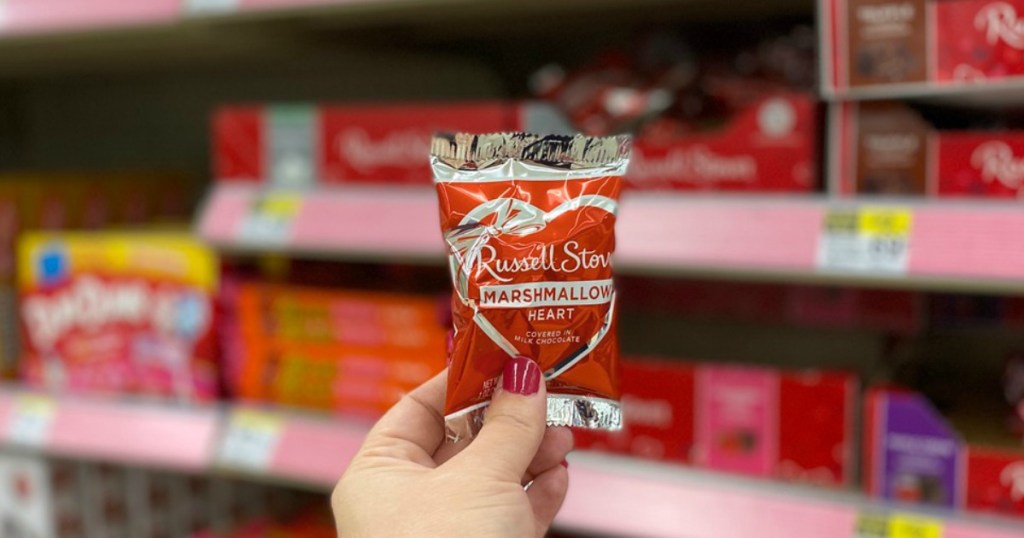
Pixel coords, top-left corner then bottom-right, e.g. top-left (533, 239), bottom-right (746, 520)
top-left (852, 512), bottom-right (943, 538)
top-left (853, 512), bottom-right (889, 538)
top-left (238, 193), bottom-right (302, 245)
top-left (184, 0), bottom-right (239, 14)
top-left (888, 514), bottom-right (943, 538)
top-left (817, 207), bottom-right (912, 274)
top-left (218, 409), bottom-right (283, 471)
top-left (6, 395), bottom-right (56, 447)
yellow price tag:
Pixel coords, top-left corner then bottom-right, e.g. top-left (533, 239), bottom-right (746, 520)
top-left (888, 514), bottom-right (943, 538)
top-left (859, 208), bottom-right (913, 236)
top-left (254, 194), bottom-right (301, 219)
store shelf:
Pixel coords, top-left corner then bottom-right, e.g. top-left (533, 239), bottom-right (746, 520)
top-left (198, 184), bottom-right (1024, 293)
top-left (561, 454), bottom-right (1024, 538)
top-left (0, 386), bottom-right (1020, 537)
top-left (824, 78), bottom-right (1024, 108)
top-left (0, 0), bottom-right (181, 36)
top-left (0, 389), bottom-right (218, 471)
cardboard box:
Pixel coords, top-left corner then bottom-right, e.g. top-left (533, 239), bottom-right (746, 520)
top-left (573, 359), bottom-right (696, 463)
top-left (822, 0), bottom-right (1024, 93)
top-left (232, 283), bottom-right (446, 415)
top-left (17, 232), bottom-right (219, 400)
top-left (212, 101), bottom-right (571, 186)
top-left (627, 93), bottom-right (820, 192)
top-left (830, 100), bottom-right (1024, 198)
top-left (865, 387), bottom-right (1024, 519)
top-left (578, 358), bottom-right (857, 488)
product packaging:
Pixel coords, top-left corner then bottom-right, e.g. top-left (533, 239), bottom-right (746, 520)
top-left (17, 232), bottom-right (219, 400)
top-left (865, 387), bottom-right (1024, 519)
top-left (822, 0), bottom-right (1024, 94)
top-left (830, 100), bottom-right (1024, 197)
top-left (572, 359), bottom-right (696, 463)
top-left (575, 358), bottom-right (858, 487)
top-left (231, 283), bottom-right (446, 416)
top-left (628, 94), bottom-right (819, 192)
top-left (213, 102), bottom-right (571, 186)
top-left (432, 132), bottom-right (629, 440)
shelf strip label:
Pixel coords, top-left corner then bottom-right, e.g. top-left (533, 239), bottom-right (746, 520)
top-left (6, 394), bottom-right (57, 447)
top-left (817, 207), bottom-right (913, 274)
top-left (854, 512), bottom-right (943, 538)
top-left (217, 409), bottom-right (284, 471)
top-left (238, 192), bottom-right (303, 246)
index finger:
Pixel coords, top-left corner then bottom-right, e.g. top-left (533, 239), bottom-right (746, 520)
top-left (359, 369), bottom-right (448, 467)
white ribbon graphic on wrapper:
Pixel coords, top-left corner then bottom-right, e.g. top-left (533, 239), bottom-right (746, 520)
top-left (446, 195), bottom-right (618, 381)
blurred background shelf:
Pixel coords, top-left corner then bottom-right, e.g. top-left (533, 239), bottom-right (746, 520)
top-left (0, 388), bottom-right (218, 472)
top-left (2, 385), bottom-right (1020, 538)
top-left (4, 0), bottom-right (1024, 535)
top-left (199, 184), bottom-right (1024, 293)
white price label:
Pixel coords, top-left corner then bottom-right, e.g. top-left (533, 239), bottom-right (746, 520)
top-left (817, 208), bottom-right (912, 274)
top-left (218, 410), bottom-right (283, 471)
top-left (185, 0), bottom-right (240, 14)
top-left (238, 193), bottom-right (302, 245)
top-left (6, 395), bottom-right (56, 447)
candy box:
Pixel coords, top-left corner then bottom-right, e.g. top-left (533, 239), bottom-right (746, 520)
top-left (212, 101), bottom-right (570, 186)
top-left (17, 232), bottom-right (219, 400)
top-left (573, 358), bottom-right (696, 464)
top-left (829, 100), bottom-right (1024, 198)
top-left (822, 0), bottom-right (1024, 93)
top-left (231, 283), bottom-right (446, 414)
top-left (627, 93), bottom-right (820, 192)
top-left (694, 364), bottom-right (857, 486)
top-left (577, 359), bottom-right (857, 488)
top-left (865, 387), bottom-right (1024, 519)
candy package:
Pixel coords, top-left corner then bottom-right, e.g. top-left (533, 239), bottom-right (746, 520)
top-left (431, 132), bottom-right (630, 440)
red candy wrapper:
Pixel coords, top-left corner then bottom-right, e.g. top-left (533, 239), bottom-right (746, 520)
top-left (431, 132), bottom-right (629, 440)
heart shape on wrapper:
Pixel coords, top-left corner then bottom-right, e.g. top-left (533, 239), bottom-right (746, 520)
top-left (445, 195), bottom-right (618, 380)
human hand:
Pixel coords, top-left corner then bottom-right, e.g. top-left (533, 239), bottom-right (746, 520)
top-left (332, 356), bottom-right (574, 537)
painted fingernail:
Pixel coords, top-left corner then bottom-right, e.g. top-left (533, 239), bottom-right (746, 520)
top-left (503, 355), bottom-right (541, 395)
top-left (560, 459), bottom-right (569, 469)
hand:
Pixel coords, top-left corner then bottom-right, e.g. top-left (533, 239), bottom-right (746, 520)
top-left (332, 356), bottom-right (574, 537)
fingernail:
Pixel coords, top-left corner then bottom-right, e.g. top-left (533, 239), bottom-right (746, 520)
top-left (503, 355), bottom-right (541, 395)
top-left (560, 459), bottom-right (569, 469)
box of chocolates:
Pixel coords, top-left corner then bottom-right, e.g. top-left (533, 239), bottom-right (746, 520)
top-left (628, 94), bottom-right (819, 192)
top-left (17, 232), bottom-right (219, 400)
top-left (230, 283), bottom-right (446, 415)
top-left (531, 25), bottom-right (821, 193)
top-left (0, 172), bottom-right (201, 378)
top-left (573, 359), bottom-right (696, 463)
top-left (577, 358), bottom-right (857, 488)
top-left (864, 387), bottom-right (1024, 519)
top-left (830, 100), bottom-right (1024, 197)
top-left (822, 0), bottom-right (1024, 93)
top-left (212, 101), bottom-right (570, 187)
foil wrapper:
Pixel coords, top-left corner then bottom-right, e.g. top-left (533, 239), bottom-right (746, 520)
top-left (433, 131), bottom-right (629, 442)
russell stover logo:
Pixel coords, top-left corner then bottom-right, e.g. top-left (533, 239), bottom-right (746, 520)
top-left (976, 2), bottom-right (1024, 49)
top-left (972, 141), bottom-right (1024, 189)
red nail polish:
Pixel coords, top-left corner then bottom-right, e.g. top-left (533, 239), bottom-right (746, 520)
top-left (560, 459), bottom-right (569, 469)
top-left (503, 356), bottom-right (541, 395)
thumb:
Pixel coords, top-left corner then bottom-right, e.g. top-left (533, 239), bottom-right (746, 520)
top-left (452, 355), bottom-right (547, 481)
